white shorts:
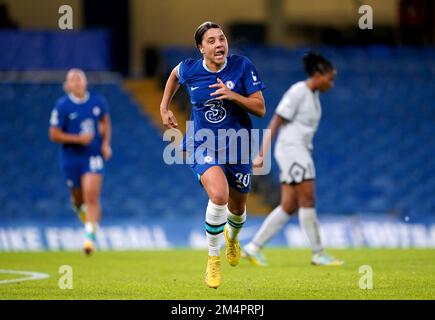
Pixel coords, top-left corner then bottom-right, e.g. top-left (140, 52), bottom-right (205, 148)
top-left (274, 145), bottom-right (316, 185)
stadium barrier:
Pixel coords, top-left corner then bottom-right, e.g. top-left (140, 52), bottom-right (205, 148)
top-left (1, 216), bottom-right (434, 251)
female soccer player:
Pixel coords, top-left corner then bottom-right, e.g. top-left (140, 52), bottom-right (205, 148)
top-left (49, 69), bottom-right (112, 255)
top-left (160, 21), bottom-right (266, 288)
top-left (243, 52), bottom-right (343, 266)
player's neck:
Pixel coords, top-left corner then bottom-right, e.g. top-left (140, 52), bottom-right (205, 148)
top-left (305, 79), bottom-right (317, 92)
top-left (69, 91), bottom-right (89, 104)
top-left (203, 58), bottom-right (227, 73)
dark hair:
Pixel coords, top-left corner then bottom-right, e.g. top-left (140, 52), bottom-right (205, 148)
top-left (303, 51), bottom-right (334, 76)
top-left (194, 21), bottom-right (222, 48)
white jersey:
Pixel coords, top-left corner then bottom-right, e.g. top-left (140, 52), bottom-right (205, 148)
top-left (275, 81), bottom-right (322, 151)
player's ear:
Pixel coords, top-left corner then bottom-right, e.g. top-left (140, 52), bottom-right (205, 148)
top-left (198, 44), bottom-right (205, 55)
top-left (313, 71), bottom-right (323, 81)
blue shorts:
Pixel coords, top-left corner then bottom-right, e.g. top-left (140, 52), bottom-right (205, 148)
top-left (61, 155), bottom-right (104, 189)
top-left (190, 162), bottom-right (252, 194)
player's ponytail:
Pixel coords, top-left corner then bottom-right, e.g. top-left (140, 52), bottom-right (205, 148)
top-left (303, 51), bottom-right (333, 76)
top-left (194, 21), bottom-right (222, 49)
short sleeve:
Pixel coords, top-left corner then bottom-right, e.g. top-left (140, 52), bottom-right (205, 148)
top-left (49, 99), bottom-right (67, 129)
top-left (176, 62), bottom-right (183, 84)
top-left (177, 59), bottom-right (195, 85)
top-left (241, 57), bottom-right (266, 96)
top-left (275, 87), bottom-right (302, 121)
top-left (98, 95), bottom-right (109, 118)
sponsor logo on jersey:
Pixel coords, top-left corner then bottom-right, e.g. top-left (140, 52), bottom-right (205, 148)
top-left (204, 99), bottom-right (227, 124)
top-left (80, 119), bottom-right (95, 135)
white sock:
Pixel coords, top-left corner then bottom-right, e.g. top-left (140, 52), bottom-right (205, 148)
top-left (80, 204), bottom-right (87, 214)
top-left (205, 200), bottom-right (227, 256)
top-left (299, 207), bottom-right (323, 254)
top-left (246, 206), bottom-right (291, 253)
top-left (85, 222), bottom-right (98, 242)
top-left (226, 208), bottom-right (246, 241)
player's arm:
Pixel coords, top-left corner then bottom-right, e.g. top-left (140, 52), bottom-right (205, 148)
top-left (209, 78), bottom-right (266, 118)
top-left (252, 113), bottom-right (285, 168)
top-left (259, 114), bottom-right (285, 157)
top-left (49, 104), bottom-right (93, 145)
top-left (160, 66), bottom-right (180, 129)
top-left (49, 127), bottom-right (93, 145)
top-left (254, 87), bottom-right (298, 167)
top-left (100, 114), bottom-right (112, 160)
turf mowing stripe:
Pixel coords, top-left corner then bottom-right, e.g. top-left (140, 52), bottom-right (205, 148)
top-left (0, 269), bottom-right (50, 285)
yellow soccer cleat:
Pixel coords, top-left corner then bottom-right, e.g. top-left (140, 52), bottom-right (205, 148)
top-left (83, 239), bottom-right (94, 256)
top-left (205, 256), bottom-right (221, 289)
top-left (224, 225), bottom-right (240, 267)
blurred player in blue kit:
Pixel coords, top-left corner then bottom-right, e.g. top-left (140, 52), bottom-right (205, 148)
top-left (49, 69), bottom-right (112, 255)
top-left (160, 22), bottom-right (266, 288)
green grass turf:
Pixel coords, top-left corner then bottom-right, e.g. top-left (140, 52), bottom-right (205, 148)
top-left (0, 249), bottom-right (434, 300)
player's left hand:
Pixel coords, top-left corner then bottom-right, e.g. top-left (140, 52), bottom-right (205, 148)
top-left (102, 143), bottom-right (112, 160)
top-left (209, 78), bottom-right (236, 100)
top-left (253, 155), bottom-right (264, 168)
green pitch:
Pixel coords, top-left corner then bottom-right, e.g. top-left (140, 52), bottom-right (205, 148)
top-left (1, 249), bottom-right (434, 300)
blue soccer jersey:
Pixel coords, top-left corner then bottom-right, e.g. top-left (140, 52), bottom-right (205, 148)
top-left (50, 92), bottom-right (109, 188)
top-left (178, 54), bottom-right (265, 164)
top-left (177, 54), bottom-right (265, 192)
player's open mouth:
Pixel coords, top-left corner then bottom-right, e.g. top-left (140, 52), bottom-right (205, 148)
top-left (214, 50), bottom-right (225, 57)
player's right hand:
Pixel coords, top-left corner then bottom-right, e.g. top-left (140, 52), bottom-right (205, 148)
top-left (253, 155), bottom-right (264, 168)
top-left (161, 110), bottom-right (178, 129)
top-left (79, 133), bottom-right (94, 146)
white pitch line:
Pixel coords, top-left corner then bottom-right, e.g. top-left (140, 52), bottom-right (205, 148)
top-left (0, 269), bottom-right (50, 285)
